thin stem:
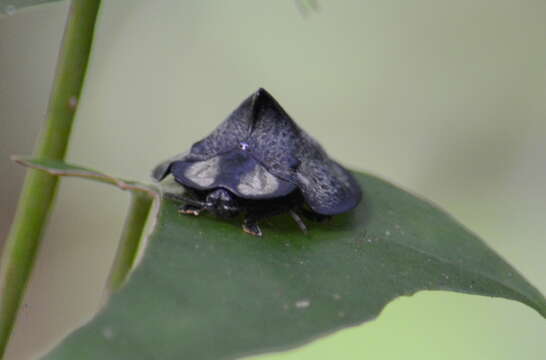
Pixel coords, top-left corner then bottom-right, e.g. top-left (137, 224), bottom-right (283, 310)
top-left (105, 193), bottom-right (153, 295)
top-left (0, 1), bottom-right (101, 358)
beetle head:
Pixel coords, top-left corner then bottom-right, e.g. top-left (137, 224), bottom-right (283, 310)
top-left (205, 188), bottom-right (240, 218)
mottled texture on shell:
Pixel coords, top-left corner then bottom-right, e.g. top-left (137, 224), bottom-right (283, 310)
top-left (152, 88), bottom-right (361, 214)
top-left (296, 159), bottom-right (361, 215)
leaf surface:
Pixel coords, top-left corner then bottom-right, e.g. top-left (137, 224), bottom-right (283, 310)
top-left (27, 163), bottom-right (543, 360)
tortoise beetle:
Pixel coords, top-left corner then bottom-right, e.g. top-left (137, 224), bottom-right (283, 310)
top-left (152, 88), bottom-right (361, 236)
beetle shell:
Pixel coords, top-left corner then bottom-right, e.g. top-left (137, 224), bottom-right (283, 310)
top-left (170, 150), bottom-right (297, 199)
top-left (153, 88), bottom-right (361, 215)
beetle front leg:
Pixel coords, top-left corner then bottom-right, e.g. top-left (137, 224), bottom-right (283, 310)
top-left (167, 190), bottom-right (208, 216)
top-left (241, 205), bottom-right (292, 237)
top-left (242, 217), bottom-right (263, 237)
top-left (178, 204), bottom-right (204, 216)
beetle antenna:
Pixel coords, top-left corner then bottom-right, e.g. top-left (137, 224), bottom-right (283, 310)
top-left (164, 193), bottom-right (206, 207)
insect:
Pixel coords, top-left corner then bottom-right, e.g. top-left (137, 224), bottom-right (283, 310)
top-left (152, 88), bottom-right (361, 236)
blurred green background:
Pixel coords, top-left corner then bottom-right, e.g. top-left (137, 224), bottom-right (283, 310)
top-left (1, 1), bottom-right (545, 359)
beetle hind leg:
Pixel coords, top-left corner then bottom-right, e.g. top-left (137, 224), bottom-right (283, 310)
top-left (289, 210), bottom-right (308, 235)
top-left (297, 207), bottom-right (331, 223)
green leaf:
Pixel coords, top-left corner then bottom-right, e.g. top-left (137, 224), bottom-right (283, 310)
top-left (11, 156), bottom-right (156, 196)
top-left (11, 157), bottom-right (157, 295)
top-left (39, 169), bottom-right (544, 359)
top-left (0, 0), bottom-right (64, 16)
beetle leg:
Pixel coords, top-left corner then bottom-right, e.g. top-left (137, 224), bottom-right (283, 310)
top-left (241, 205), bottom-right (288, 237)
top-left (297, 207), bottom-right (331, 223)
top-left (242, 205), bottom-right (304, 237)
top-left (242, 219), bottom-right (263, 237)
top-left (178, 204), bottom-right (204, 216)
top-left (167, 191), bottom-right (208, 216)
top-left (289, 210), bottom-right (308, 235)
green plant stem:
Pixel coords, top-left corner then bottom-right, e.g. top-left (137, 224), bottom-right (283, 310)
top-left (106, 193), bottom-right (153, 295)
top-left (0, 1), bottom-right (101, 358)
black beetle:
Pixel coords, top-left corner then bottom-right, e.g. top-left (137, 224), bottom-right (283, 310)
top-left (152, 88), bottom-right (361, 236)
